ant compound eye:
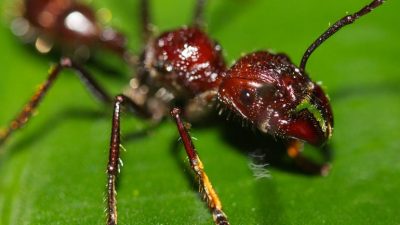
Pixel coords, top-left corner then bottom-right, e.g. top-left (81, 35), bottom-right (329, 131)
top-left (239, 89), bottom-right (256, 105)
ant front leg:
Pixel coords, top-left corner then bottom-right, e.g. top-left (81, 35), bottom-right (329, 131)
top-left (287, 139), bottom-right (331, 176)
top-left (171, 107), bottom-right (229, 225)
top-left (0, 57), bottom-right (111, 146)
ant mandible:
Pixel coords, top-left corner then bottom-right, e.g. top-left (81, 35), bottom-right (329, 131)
top-left (0, 0), bottom-right (385, 225)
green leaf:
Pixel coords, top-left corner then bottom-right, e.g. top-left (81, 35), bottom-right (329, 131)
top-left (1, 0), bottom-right (400, 224)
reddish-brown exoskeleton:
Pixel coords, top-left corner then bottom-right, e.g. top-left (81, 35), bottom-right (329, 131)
top-left (0, 0), bottom-right (385, 224)
top-left (11, 0), bottom-right (130, 60)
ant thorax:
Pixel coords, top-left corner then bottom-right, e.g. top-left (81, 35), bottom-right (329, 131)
top-left (125, 26), bottom-right (227, 121)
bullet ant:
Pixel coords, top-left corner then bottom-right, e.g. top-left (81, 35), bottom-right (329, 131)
top-left (0, 0), bottom-right (386, 224)
top-left (10, 0), bottom-right (132, 62)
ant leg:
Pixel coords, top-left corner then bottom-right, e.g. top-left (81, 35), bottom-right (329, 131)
top-left (106, 95), bottom-right (125, 225)
top-left (287, 139), bottom-right (331, 176)
top-left (300, 0), bottom-right (385, 70)
top-left (192, 0), bottom-right (207, 28)
top-left (140, 0), bottom-right (152, 43)
top-left (0, 57), bottom-right (112, 146)
top-left (106, 94), bottom-right (151, 225)
top-left (171, 107), bottom-right (229, 225)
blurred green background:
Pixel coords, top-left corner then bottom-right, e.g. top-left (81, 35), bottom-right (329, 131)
top-left (0, 0), bottom-right (400, 224)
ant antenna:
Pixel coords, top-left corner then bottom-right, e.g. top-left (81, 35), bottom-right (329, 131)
top-left (193, 0), bottom-right (207, 28)
top-left (300, 0), bottom-right (385, 71)
top-left (140, 0), bottom-right (152, 42)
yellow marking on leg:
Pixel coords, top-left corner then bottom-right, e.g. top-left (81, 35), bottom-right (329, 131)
top-left (194, 156), bottom-right (222, 211)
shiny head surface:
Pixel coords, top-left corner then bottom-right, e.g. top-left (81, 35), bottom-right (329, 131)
top-left (218, 51), bottom-right (333, 146)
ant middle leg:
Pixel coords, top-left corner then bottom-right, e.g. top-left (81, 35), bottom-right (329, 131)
top-left (106, 95), bottom-right (131, 225)
top-left (171, 107), bottom-right (230, 225)
top-left (0, 57), bottom-right (113, 146)
top-left (105, 94), bottom-right (159, 225)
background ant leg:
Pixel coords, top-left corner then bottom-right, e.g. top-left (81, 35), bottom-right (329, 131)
top-left (0, 57), bottom-right (112, 146)
top-left (287, 139), bottom-right (331, 176)
top-left (193, 0), bottom-right (206, 28)
top-left (171, 107), bottom-right (230, 225)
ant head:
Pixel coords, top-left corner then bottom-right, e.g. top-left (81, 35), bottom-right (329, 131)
top-left (218, 51), bottom-right (333, 146)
